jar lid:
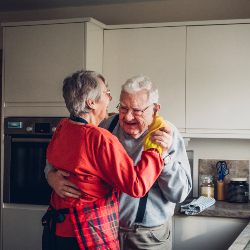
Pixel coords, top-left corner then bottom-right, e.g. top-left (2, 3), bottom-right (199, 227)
top-left (230, 177), bottom-right (247, 182)
top-left (201, 175), bottom-right (213, 182)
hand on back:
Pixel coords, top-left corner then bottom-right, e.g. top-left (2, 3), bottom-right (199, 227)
top-left (47, 169), bottom-right (81, 199)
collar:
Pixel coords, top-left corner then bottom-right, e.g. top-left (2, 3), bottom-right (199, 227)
top-left (70, 115), bottom-right (88, 124)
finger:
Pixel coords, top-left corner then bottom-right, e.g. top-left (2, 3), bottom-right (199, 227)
top-left (64, 192), bottom-right (81, 199)
top-left (57, 170), bottom-right (70, 177)
top-left (58, 193), bottom-right (66, 199)
top-left (152, 139), bottom-right (168, 149)
top-left (151, 129), bottom-right (170, 137)
top-left (151, 134), bottom-right (171, 144)
top-left (63, 180), bottom-right (80, 190)
top-left (64, 185), bottom-right (82, 196)
top-left (159, 126), bottom-right (172, 134)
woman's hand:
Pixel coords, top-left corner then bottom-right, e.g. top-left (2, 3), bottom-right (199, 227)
top-left (47, 169), bottom-right (82, 199)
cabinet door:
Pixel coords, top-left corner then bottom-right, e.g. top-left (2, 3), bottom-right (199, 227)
top-left (4, 22), bottom-right (85, 104)
top-left (3, 206), bottom-right (46, 250)
top-left (186, 24), bottom-right (250, 133)
top-left (103, 27), bottom-right (186, 131)
top-left (173, 216), bottom-right (248, 250)
top-left (85, 22), bottom-right (103, 74)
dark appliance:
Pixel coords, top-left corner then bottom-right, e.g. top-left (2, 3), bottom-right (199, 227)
top-left (4, 117), bottom-right (63, 205)
top-left (227, 177), bottom-right (249, 203)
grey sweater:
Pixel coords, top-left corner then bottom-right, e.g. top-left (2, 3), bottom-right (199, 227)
top-left (100, 116), bottom-right (192, 228)
top-left (45, 116), bottom-right (192, 228)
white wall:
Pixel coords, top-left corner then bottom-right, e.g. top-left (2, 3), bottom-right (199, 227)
top-left (186, 138), bottom-right (250, 196)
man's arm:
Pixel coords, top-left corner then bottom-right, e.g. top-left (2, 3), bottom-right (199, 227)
top-left (45, 161), bottom-right (81, 199)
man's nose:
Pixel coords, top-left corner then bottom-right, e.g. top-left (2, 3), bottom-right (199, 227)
top-left (124, 110), bottom-right (135, 120)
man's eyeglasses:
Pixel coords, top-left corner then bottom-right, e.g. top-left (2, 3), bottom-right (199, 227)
top-left (116, 103), bottom-right (154, 117)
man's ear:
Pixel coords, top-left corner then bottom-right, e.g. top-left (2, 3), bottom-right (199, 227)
top-left (154, 103), bottom-right (160, 114)
top-left (86, 99), bottom-right (96, 110)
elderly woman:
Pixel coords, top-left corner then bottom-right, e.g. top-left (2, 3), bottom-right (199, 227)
top-left (43, 70), bottom-right (165, 250)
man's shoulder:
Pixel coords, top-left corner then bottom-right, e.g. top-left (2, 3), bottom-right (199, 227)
top-left (164, 119), bottom-right (179, 133)
top-left (99, 114), bottom-right (119, 130)
top-left (168, 120), bottom-right (178, 130)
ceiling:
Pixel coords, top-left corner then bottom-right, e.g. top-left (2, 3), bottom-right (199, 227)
top-left (0, 0), bottom-right (250, 26)
top-left (0, 0), bottom-right (156, 11)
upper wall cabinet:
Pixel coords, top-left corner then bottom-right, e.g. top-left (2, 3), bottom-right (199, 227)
top-left (103, 26), bottom-right (186, 131)
top-left (186, 24), bottom-right (250, 137)
top-left (3, 19), bottom-right (103, 116)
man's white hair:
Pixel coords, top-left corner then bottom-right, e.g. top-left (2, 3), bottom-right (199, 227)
top-left (121, 75), bottom-right (159, 104)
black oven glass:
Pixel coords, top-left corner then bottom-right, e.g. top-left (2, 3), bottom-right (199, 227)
top-left (4, 117), bottom-right (63, 206)
top-left (9, 139), bottom-right (52, 205)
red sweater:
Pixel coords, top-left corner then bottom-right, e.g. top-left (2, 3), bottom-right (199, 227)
top-left (47, 118), bottom-right (163, 237)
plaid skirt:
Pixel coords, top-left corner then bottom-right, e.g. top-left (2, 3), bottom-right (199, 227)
top-left (42, 192), bottom-right (120, 250)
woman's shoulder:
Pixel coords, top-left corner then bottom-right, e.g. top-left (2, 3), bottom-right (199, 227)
top-left (87, 124), bottom-right (119, 143)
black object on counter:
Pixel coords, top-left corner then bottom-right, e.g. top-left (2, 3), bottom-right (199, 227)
top-left (227, 178), bottom-right (249, 203)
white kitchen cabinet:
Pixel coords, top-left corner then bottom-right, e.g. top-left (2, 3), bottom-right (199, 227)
top-left (186, 24), bottom-right (250, 136)
top-left (3, 18), bottom-right (103, 116)
top-left (173, 215), bottom-right (248, 250)
top-left (103, 26), bottom-right (186, 131)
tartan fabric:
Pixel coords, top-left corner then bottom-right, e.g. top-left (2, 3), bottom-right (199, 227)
top-left (69, 191), bottom-right (120, 250)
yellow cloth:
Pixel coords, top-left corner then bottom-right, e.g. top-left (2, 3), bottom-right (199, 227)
top-left (144, 115), bottom-right (167, 155)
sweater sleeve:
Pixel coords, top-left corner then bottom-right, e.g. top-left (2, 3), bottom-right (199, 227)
top-left (90, 129), bottom-right (164, 198)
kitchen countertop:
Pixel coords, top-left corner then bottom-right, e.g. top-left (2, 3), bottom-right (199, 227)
top-left (228, 221), bottom-right (250, 250)
top-left (196, 200), bottom-right (250, 219)
top-left (175, 199), bottom-right (250, 219)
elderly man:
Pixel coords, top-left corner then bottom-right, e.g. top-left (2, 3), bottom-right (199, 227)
top-left (45, 75), bottom-right (192, 250)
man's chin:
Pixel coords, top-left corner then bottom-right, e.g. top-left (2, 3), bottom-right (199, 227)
top-left (123, 127), bottom-right (142, 138)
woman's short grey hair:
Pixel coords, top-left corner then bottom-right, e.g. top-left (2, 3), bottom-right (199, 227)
top-left (121, 75), bottom-right (159, 104)
top-left (63, 70), bottom-right (106, 117)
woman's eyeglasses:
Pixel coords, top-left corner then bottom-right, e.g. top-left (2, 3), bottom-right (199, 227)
top-left (103, 89), bottom-right (112, 99)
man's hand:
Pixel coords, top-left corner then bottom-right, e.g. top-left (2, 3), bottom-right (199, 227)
top-left (47, 169), bottom-right (81, 199)
top-left (151, 126), bottom-right (173, 158)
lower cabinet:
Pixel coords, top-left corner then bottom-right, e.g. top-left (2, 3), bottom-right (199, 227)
top-left (2, 205), bottom-right (47, 250)
top-left (2, 206), bottom-right (248, 250)
top-left (173, 216), bottom-right (248, 250)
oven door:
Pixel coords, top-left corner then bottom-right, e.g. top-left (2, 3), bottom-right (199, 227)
top-left (4, 136), bottom-right (52, 205)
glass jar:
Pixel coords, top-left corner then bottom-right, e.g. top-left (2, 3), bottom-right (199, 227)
top-left (227, 178), bottom-right (249, 203)
top-left (200, 175), bottom-right (214, 198)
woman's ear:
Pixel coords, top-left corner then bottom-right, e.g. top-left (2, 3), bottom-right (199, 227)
top-left (86, 99), bottom-right (96, 110)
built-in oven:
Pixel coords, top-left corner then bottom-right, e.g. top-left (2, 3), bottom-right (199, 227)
top-left (3, 117), bottom-right (63, 205)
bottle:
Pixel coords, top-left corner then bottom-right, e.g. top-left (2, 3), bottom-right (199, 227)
top-left (217, 180), bottom-right (225, 201)
top-left (200, 175), bottom-right (214, 198)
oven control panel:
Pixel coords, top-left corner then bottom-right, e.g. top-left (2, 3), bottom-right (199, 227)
top-left (4, 117), bottom-right (64, 135)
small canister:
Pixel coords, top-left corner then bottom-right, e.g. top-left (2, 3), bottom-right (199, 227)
top-left (227, 178), bottom-right (249, 203)
top-left (200, 175), bottom-right (214, 198)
